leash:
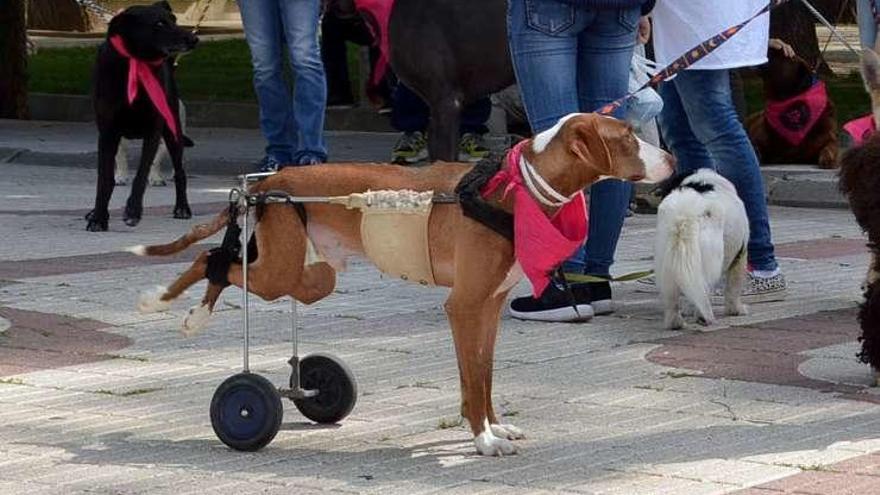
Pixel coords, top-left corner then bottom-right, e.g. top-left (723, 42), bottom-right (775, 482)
top-left (74, 0), bottom-right (115, 21)
top-left (598, 0), bottom-right (859, 116)
top-left (562, 270), bottom-right (655, 284)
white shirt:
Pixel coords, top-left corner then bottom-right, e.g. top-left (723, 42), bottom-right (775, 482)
top-left (652, 0), bottom-right (770, 70)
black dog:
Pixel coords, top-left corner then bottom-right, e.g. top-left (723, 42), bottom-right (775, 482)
top-left (388, 0), bottom-right (514, 161)
top-left (87, 1), bottom-right (198, 232)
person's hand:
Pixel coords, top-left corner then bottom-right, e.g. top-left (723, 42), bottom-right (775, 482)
top-left (637, 16), bottom-right (651, 45)
top-left (769, 38), bottom-right (796, 58)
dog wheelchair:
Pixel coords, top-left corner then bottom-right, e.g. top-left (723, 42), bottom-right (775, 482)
top-left (209, 173), bottom-right (359, 451)
top-left (209, 172), bottom-right (453, 451)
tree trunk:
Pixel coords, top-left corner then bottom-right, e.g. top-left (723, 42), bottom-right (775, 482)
top-left (28, 0), bottom-right (90, 32)
top-left (0, 0), bottom-right (29, 119)
top-left (770, 0), bottom-right (850, 76)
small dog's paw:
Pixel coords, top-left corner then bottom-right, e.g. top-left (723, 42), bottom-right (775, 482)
top-left (490, 423), bottom-right (525, 440)
top-left (474, 430), bottom-right (518, 456)
top-left (664, 311), bottom-right (684, 330)
top-left (123, 206), bottom-right (142, 227)
top-left (86, 217), bottom-right (108, 232)
top-left (181, 304), bottom-right (211, 337)
top-left (84, 209), bottom-right (95, 221)
top-left (696, 316), bottom-right (715, 327)
top-left (173, 204), bottom-right (192, 219)
top-left (725, 303), bottom-right (748, 317)
top-left (149, 177), bottom-right (167, 187)
top-left (137, 286), bottom-right (170, 313)
top-left (114, 176), bottom-right (130, 186)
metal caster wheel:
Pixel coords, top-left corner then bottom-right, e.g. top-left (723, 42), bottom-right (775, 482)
top-left (291, 352), bottom-right (357, 424)
top-left (210, 372), bottom-right (282, 451)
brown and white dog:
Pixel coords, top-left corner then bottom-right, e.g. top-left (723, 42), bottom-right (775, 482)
top-left (130, 113), bottom-right (674, 456)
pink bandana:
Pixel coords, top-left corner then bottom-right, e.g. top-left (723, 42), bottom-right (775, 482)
top-left (109, 35), bottom-right (180, 141)
top-left (764, 80), bottom-right (829, 147)
top-left (480, 141), bottom-right (588, 297)
top-left (844, 114), bottom-right (877, 147)
top-left (354, 0), bottom-right (393, 87)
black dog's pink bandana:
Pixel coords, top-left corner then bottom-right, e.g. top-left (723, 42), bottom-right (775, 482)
top-left (764, 80), bottom-right (829, 147)
top-left (110, 35), bottom-right (180, 142)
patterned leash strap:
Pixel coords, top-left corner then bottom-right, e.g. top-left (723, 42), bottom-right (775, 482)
top-left (75, 0), bottom-right (115, 22)
top-left (597, 0), bottom-right (790, 116)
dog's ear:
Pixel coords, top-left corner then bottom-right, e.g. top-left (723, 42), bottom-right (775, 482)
top-left (567, 114), bottom-right (615, 175)
top-left (153, 1), bottom-right (173, 13)
top-left (862, 48), bottom-right (880, 92)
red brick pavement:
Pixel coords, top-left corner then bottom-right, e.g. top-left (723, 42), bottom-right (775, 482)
top-left (733, 453), bottom-right (880, 494)
top-left (646, 309), bottom-right (874, 401)
top-left (0, 306), bottom-right (130, 376)
top-left (774, 238), bottom-right (868, 260)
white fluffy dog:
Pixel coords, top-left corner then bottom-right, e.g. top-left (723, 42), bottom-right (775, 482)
top-left (654, 169), bottom-right (749, 329)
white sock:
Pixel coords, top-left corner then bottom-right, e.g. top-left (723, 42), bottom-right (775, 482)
top-left (750, 268), bottom-right (780, 278)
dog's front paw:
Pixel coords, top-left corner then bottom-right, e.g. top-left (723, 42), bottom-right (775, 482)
top-left (173, 204), bottom-right (192, 219)
top-left (115, 176), bottom-right (130, 186)
top-left (86, 216), bottom-right (109, 232)
top-left (474, 430), bottom-right (518, 456)
top-left (123, 205), bottom-right (142, 227)
top-left (490, 423), bottom-right (525, 440)
top-left (138, 286), bottom-right (171, 313)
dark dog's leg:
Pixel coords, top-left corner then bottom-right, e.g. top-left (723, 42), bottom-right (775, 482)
top-left (88, 132), bottom-right (123, 231)
top-left (427, 97), bottom-right (462, 161)
top-left (164, 127), bottom-right (192, 220)
top-left (123, 132), bottom-right (161, 227)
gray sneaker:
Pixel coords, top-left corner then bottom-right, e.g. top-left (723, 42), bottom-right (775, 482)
top-left (391, 131), bottom-right (428, 164)
top-left (639, 271), bottom-right (787, 303)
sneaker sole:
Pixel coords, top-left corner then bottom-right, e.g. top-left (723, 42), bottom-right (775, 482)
top-left (592, 300), bottom-right (614, 315)
top-left (712, 290), bottom-right (787, 305)
top-left (509, 304), bottom-right (595, 323)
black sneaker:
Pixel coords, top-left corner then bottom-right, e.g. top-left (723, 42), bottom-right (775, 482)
top-left (571, 281), bottom-right (614, 315)
top-left (509, 282), bottom-right (594, 322)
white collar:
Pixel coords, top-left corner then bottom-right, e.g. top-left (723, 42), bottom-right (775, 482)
top-left (518, 155), bottom-right (579, 208)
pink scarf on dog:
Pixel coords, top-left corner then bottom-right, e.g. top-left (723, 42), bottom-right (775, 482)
top-left (109, 35), bottom-right (180, 141)
top-left (844, 115), bottom-right (877, 147)
top-left (481, 141), bottom-right (588, 297)
top-left (764, 80), bottom-right (829, 147)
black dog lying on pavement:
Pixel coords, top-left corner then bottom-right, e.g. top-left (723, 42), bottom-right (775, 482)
top-left (86, 1), bottom-right (198, 232)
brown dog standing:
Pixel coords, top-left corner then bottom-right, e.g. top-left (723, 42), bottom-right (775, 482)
top-left (131, 113), bottom-right (674, 456)
top-left (747, 47), bottom-right (839, 169)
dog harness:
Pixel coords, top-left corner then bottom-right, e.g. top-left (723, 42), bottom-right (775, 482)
top-left (349, 190), bottom-right (437, 286)
top-left (109, 35), bottom-right (180, 141)
top-left (764, 79), bottom-right (829, 147)
top-left (480, 141), bottom-right (588, 297)
top-left (844, 115), bottom-right (877, 147)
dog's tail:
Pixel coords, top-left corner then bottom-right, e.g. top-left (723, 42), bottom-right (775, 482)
top-left (126, 208), bottom-right (230, 257)
top-left (657, 195), bottom-right (722, 323)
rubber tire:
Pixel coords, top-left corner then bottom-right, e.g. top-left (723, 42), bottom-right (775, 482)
top-left (291, 352), bottom-right (358, 424)
top-left (210, 372), bottom-right (283, 451)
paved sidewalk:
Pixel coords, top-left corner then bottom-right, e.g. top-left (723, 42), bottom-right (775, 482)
top-left (0, 138), bottom-right (878, 493)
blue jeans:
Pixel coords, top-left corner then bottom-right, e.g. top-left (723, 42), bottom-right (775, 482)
top-left (858, 0), bottom-right (878, 49)
top-left (508, 0), bottom-right (639, 277)
top-left (239, 0), bottom-right (327, 164)
top-left (658, 70), bottom-right (778, 271)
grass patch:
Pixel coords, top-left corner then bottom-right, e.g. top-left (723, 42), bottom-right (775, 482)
top-left (28, 38), bottom-right (364, 103)
top-left (29, 39), bottom-right (256, 101)
top-left (0, 377), bottom-right (25, 386)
